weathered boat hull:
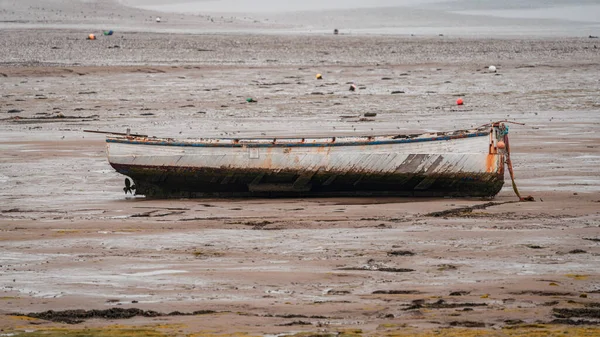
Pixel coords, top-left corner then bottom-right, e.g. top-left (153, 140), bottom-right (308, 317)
top-left (106, 127), bottom-right (505, 198)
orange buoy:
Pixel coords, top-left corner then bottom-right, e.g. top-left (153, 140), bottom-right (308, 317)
top-left (456, 98), bottom-right (464, 105)
top-left (88, 34), bottom-right (96, 40)
top-left (497, 141), bottom-right (506, 149)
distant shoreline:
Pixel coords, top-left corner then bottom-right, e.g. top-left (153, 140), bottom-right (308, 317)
top-left (0, 0), bottom-right (597, 38)
top-left (115, 0), bottom-right (599, 38)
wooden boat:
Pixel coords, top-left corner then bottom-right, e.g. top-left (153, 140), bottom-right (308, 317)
top-left (102, 123), bottom-right (509, 198)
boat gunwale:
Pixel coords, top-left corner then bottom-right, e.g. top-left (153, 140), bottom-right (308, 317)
top-left (106, 129), bottom-right (491, 148)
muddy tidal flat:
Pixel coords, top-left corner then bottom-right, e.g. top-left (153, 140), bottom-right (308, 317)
top-left (1, 27), bottom-right (600, 336)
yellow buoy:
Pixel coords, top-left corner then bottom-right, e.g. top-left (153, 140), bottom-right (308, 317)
top-left (316, 73), bottom-right (322, 79)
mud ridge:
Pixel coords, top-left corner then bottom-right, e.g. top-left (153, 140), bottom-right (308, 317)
top-left (265, 314), bottom-right (329, 319)
top-left (11, 308), bottom-right (217, 324)
top-left (372, 290), bottom-right (421, 295)
top-left (277, 321), bottom-right (312, 326)
top-left (449, 321), bottom-right (486, 328)
top-left (1, 114), bottom-right (100, 123)
top-left (553, 308), bottom-right (600, 319)
top-left (550, 319), bottom-right (600, 326)
top-left (425, 201), bottom-right (515, 217)
top-left (510, 291), bottom-right (576, 296)
top-left (404, 299), bottom-right (487, 311)
top-left (338, 267), bottom-right (415, 273)
top-left (387, 250), bottom-right (415, 256)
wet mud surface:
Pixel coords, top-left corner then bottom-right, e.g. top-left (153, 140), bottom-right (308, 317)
top-left (1, 24), bottom-right (600, 337)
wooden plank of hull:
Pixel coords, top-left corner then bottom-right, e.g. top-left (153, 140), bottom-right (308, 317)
top-left (106, 129), bottom-right (505, 198)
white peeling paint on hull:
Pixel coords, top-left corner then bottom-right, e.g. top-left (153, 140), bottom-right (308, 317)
top-left (106, 127), bottom-right (505, 198)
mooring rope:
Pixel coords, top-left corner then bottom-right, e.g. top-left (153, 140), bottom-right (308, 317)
top-left (503, 133), bottom-right (534, 202)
